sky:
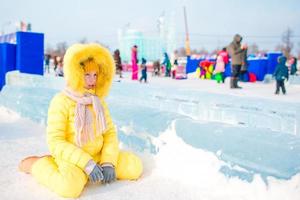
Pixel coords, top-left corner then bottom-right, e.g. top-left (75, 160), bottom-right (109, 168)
top-left (0, 0), bottom-right (300, 53)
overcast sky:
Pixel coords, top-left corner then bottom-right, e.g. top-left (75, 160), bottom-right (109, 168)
top-left (1, 0), bottom-right (299, 53)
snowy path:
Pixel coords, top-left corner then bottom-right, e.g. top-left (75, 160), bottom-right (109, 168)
top-left (1, 72), bottom-right (300, 199)
top-left (1, 107), bottom-right (299, 200)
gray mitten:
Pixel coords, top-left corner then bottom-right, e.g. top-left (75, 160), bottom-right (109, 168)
top-left (101, 164), bottom-right (116, 183)
top-left (84, 160), bottom-right (104, 183)
top-left (89, 165), bottom-right (104, 183)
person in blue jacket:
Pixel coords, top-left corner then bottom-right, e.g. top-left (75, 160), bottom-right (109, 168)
top-left (162, 52), bottom-right (171, 77)
top-left (139, 58), bottom-right (147, 83)
top-left (273, 56), bottom-right (289, 95)
top-left (290, 57), bottom-right (298, 75)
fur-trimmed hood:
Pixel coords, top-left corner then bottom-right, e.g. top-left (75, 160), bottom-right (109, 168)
top-left (63, 43), bottom-right (115, 98)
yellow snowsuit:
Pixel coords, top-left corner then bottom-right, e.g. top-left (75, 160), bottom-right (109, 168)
top-left (31, 44), bottom-right (143, 198)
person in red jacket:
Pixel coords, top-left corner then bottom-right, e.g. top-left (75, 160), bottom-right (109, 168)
top-left (219, 47), bottom-right (229, 65)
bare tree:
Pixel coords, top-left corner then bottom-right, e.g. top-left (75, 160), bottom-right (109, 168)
top-left (197, 47), bottom-right (208, 55)
top-left (190, 49), bottom-right (199, 55)
top-left (248, 43), bottom-right (259, 55)
top-left (45, 43), bottom-right (53, 55)
top-left (79, 37), bottom-right (88, 44)
top-left (281, 28), bottom-right (294, 58)
top-left (274, 43), bottom-right (284, 52)
top-left (55, 42), bottom-right (68, 56)
top-left (176, 47), bottom-right (186, 57)
top-left (176, 47), bottom-right (208, 56)
top-left (298, 42), bottom-right (300, 59)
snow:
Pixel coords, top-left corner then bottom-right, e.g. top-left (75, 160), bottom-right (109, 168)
top-left (1, 71), bottom-right (300, 199)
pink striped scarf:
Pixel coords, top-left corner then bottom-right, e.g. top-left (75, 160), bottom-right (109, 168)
top-left (63, 88), bottom-right (107, 146)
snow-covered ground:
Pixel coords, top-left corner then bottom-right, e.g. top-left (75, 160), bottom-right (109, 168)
top-left (1, 71), bottom-right (300, 200)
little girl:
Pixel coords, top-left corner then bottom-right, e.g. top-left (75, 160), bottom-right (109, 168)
top-left (273, 56), bottom-right (289, 95)
top-left (139, 58), bottom-right (147, 83)
top-left (19, 43), bottom-right (143, 198)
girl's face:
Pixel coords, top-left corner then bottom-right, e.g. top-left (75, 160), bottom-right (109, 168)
top-left (84, 71), bottom-right (98, 89)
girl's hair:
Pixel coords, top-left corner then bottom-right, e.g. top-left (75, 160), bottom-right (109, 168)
top-left (80, 57), bottom-right (100, 73)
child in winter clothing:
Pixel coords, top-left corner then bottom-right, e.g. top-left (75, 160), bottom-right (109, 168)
top-left (171, 51), bottom-right (178, 79)
top-left (139, 58), bottom-right (147, 83)
top-left (44, 54), bottom-right (50, 73)
top-left (162, 52), bottom-right (171, 77)
top-left (213, 54), bottom-right (225, 83)
top-left (19, 44), bottom-right (143, 198)
top-left (273, 56), bottom-right (289, 95)
top-left (55, 57), bottom-right (64, 77)
top-left (153, 60), bottom-right (160, 76)
top-left (171, 59), bottom-right (178, 79)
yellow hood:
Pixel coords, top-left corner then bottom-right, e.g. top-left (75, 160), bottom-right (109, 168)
top-left (63, 43), bottom-right (115, 98)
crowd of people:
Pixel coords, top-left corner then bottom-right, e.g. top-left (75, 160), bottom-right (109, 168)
top-left (44, 54), bottom-right (64, 77)
top-left (111, 45), bottom-right (181, 84)
top-left (44, 35), bottom-right (298, 95)
top-left (195, 34), bottom-right (298, 94)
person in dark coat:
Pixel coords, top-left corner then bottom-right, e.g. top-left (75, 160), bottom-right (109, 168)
top-left (273, 56), bottom-right (289, 95)
top-left (139, 58), bottom-right (147, 83)
top-left (53, 56), bottom-right (59, 72)
top-left (113, 49), bottom-right (123, 78)
top-left (227, 34), bottom-right (247, 89)
top-left (153, 60), bottom-right (160, 76)
top-left (290, 57), bottom-right (298, 75)
top-left (44, 54), bottom-right (51, 74)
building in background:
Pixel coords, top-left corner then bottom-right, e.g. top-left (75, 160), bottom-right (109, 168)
top-left (118, 11), bottom-right (177, 63)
